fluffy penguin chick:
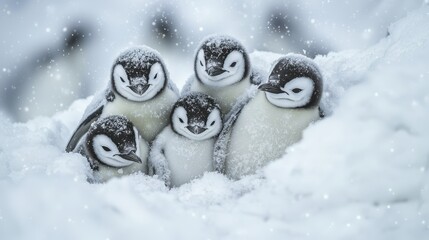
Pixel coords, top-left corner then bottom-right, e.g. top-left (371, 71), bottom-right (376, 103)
top-left (183, 35), bottom-right (261, 115)
top-left (66, 46), bottom-right (179, 152)
top-left (225, 55), bottom-right (323, 179)
top-left (149, 93), bottom-right (223, 187)
top-left (75, 115), bottom-right (149, 182)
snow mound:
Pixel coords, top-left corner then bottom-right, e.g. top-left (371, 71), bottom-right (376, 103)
top-left (1, 6), bottom-right (429, 239)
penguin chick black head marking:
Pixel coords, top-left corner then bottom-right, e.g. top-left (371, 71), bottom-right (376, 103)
top-left (195, 35), bottom-right (250, 87)
top-left (259, 55), bottom-right (323, 108)
top-left (86, 115), bottom-right (142, 168)
top-left (111, 46), bottom-right (168, 102)
top-left (171, 92), bottom-right (223, 141)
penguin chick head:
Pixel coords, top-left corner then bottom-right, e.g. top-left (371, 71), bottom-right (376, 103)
top-left (86, 115), bottom-right (142, 168)
top-left (171, 92), bottom-right (223, 141)
top-left (111, 46), bottom-right (168, 102)
top-left (195, 35), bottom-right (250, 87)
top-left (259, 55), bottom-right (323, 108)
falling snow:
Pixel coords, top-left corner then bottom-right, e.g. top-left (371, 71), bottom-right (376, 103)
top-left (0, 1), bottom-right (428, 240)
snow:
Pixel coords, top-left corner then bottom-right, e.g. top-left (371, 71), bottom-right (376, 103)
top-left (200, 35), bottom-right (247, 56)
top-left (1, 5), bottom-right (429, 240)
top-left (1, 0), bottom-right (421, 121)
top-left (275, 53), bottom-right (323, 81)
top-left (116, 46), bottom-right (166, 75)
top-left (174, 92), bottom-right (220, 119)
top-left (91, 115), bottom-right (132, 134)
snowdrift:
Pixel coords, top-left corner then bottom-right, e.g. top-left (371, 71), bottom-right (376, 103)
top-left (1, 6), bottom-right (428, 239)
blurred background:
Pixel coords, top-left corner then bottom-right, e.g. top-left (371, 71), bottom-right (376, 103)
top-left (0, 0), bottom-right (423, 122)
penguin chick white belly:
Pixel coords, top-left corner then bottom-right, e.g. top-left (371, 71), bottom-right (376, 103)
top-left (102, 88), bottom-right (178, 142)
top-left (160, 127), bottom-right (214, 187)
top-left (190, 77), bottom-right (250, 115)
top-left (93, 137), bottom-right (149, 182)
top-left (226, 92), bottom-right (319, 179)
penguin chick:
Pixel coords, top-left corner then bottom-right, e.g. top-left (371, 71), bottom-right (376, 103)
top-left (182, 35), bottom-right (262, 115)
top-left (75, 115), bottom-right (149, 182)
top-left (149, 92), bottom-right (223, 187)
top-left (220, 54), bottom-right (323, 179)
top-left (66, 46), bottom-right (179, 152)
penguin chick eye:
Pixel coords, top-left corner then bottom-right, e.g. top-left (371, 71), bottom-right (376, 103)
top-left (120, 77), bottom-right (126, 83)
top-left (210, 121), bottom-right (215, 126)
top-left (292, 88), bottom-right (302, 93)
top-left (178, 117), bottom-right (184, 123)
top-left (199, 60), bottom-right (204, 67)
top-left (102, 146), bottom-right (111, 152)
top-left (230, 62), bottom-right (237, 68)
top-left (154, 73), bottom-right (158, 79)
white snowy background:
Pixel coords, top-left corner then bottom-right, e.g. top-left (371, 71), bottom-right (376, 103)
top-left (1, 1), bottom-right (429, 239)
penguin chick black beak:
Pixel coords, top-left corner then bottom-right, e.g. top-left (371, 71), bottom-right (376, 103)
top-left (129, 83), bottom-right (150, 95)
top-left (258, 82), bottom-right (285, 94)
top-left (186, 125), bottom-right (207, 135)
top-left (115, 150), bottom-right (142, 164)
top-left (206, 66), bottom-right (227, 76)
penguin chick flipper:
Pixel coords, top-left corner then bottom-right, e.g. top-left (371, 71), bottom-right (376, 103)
top-left (213, 129), bottom-right (231, 174)
top-left (148, 134), bottom-right (171, 188)
top-left (318, 106), bottom-right (325, 118)
top-left (65, 106), bottom-right (104, 152)
top-left (214, 85), bottom-right (258, 173)
top-left (213, 95), bottom-right (248, 173)
top-left (150, 151), bottom-right (171, 188)
top-left (249, 68), bottom-right (264, 86)
top-left (213, 108), bottom-right (239, 173)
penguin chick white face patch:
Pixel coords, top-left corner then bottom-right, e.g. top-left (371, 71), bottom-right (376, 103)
top-left (265, 77), bottom-right (314, 108)
top-left (172, 107), bottom-right (222, 141)
top-left (113, 63), bottom-right (165, 102)
top-left (196, 49), bottom-right (246, 87)
top-left (92, 134), bottom-right (135, 168)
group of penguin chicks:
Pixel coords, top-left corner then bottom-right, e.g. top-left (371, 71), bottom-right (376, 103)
top-left (65, 35), bottom-right (324, 187)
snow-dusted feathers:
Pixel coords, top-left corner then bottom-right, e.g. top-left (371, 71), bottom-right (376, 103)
top-left (213, 84), bottom-right (259, 173)
top-left (101, 87), bottom-right (178, 142)
top-left (76, 115), bottom-right (149, 182)
top-left (171, 92), bottom-right (223, 141)
top-left (215, 54), bottom-right (324, 179)
top-left (195, 35), bottom-right (249, 83)
top-left (149, 93), bottom-right (222, 187)
top-left (149, 127), bottom-right (216, 187)
top-left (259, 54), bottom-right (323, 109)
top-left (195, 35), bottom-right (250, 85)
top-left (182, 35), bottom-right (258, 115)
top-left (112, 62), bottom-right (165, 102)
top-left (195, 48), bottom-right (246, 87)
top-left (111, 46), bottom-right (176, 101)
top-left (65, 46), bottom-right (179, 152)
top-left (225, 92), bottom-right (320, 179)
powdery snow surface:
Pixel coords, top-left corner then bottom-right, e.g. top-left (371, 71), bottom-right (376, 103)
top-left (1, 6), bottom-right (429, 239)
